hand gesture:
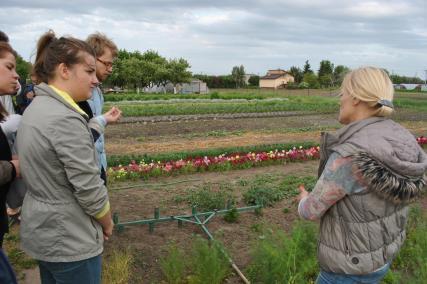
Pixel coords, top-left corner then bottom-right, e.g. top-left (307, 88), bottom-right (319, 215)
top-left (296, 184), bottom-right (309, 202)
top-left (103, 106), bottom-right (122, 124)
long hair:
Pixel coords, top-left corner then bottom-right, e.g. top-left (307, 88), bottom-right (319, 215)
top-left (0, 41), bottom-right (17, 121)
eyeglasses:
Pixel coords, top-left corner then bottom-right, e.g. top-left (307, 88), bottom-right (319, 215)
top-left (97, 58), bottom-right (113, 68)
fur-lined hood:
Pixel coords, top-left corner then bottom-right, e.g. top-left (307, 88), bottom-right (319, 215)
top-left (321, 117), bottom-right (427, 203)
top-left (352, 152), bottom-right (425, 203)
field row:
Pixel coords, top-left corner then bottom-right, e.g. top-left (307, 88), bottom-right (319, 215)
top-left (103, 95), bottom-right (427, 117)
top-left (104, 89), bottom-right (427, 102)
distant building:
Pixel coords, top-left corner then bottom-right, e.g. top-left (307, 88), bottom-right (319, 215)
top-left (143, 79), bottom-right (209, 94)
top-left (259, 69), bottom-right (294, 89)
top-left (178, 79), bottom-right (209, 94)
top-left (143, 83), bottom-right (173, 93)
top-left (394, 84), bottom-right (427, 91)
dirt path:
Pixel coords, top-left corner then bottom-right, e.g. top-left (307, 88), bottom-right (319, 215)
top-left (106, 130), bottom-right (322, 155)
top-left (105, 114), bottom-right (426, 156)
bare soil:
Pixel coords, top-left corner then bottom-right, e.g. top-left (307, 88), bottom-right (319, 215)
top-left (105, 113), bottom-right (427, 156)
top-left (19, 109), bottom-right (427, 283)
top-left (106, 161), bottom-right (319, 284)
top-left (106, 158), bottom-right (427, 284)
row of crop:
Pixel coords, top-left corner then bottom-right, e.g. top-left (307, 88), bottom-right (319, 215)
top-left (104, 91), bottom-right (267, 102)
top-left (103, 96), bottom-right (426, 117)
top-left (393, 98), bottom-right (427, 112)
top-left (104, 97), bottom-right (289, 105)
top-left (108, 137), bottom-right (426, 181)
top-left (104, 97), bottom-right (339, 117)
top-left (108, 146), bottom-right (320, 181)
top-left (107, 141), bottom-right (318, 167)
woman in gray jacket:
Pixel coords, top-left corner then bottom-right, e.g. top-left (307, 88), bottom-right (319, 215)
top-left (17, 30), bottom-right (119, 284)
top-left (297, 67), bottom-right (427, 283)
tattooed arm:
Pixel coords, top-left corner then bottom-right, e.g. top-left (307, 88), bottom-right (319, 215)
top-left (298, 152), bottom-right (365, 221)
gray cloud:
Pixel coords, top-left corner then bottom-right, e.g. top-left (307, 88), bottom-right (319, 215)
top-left (0, 0), bottom-right (426, 77)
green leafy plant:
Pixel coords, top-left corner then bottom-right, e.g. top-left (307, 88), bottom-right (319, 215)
top-left (223, 208), bottom-right (239, 223)
top-left (247, 222), bottom-right (319, 283)
top-left (243, 175), bottom-right (317, 207)
top-left (243, 185), bottom-right (284, 207)
top-left (175, 183), bottom-right (235, 212)
top-left (160, 243), bottom-right (186, 284)
top-left (385, 206), bottom-right (427, 283)
top-left (188, 237), bottom-right (230, 284)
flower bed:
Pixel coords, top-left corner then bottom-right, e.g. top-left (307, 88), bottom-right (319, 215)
top-left (108, 146), bottom-right (320, 181)
top-left (417, 136), bottom-right (427, 147)
top-left (108, 137), bottom-right (427, 181)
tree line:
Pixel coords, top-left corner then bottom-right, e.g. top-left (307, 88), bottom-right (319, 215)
top-left (105, 49), bottom-right (192, 92)
top-left (13, 49), bottom-right (193, 92)
top-left (13, 54), bottom-right (425, 91)
top-left (197, 61), bottom-right (426, 89)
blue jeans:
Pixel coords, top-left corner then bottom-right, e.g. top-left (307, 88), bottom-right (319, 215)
top-left (316, 263), bottom-right (390, 284)
top-left (38, 255), bottom-right (101, 284)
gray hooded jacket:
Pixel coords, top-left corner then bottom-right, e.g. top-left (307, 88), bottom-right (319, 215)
top-left (318, 117), bottom-right (427, 274)
top-left (17, 83), bottom-right (108, 262)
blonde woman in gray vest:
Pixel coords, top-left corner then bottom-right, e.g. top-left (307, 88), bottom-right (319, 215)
top-left (297, 66), bottom-right (427, 284)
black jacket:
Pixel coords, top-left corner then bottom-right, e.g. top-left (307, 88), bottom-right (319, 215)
top-left (0, 127), bottom-right (12, 236)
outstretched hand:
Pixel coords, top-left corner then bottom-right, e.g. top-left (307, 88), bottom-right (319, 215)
top-left (296, 184), bottom-right (309, 202)
top-left (103, 106), bottom-right (122, 124)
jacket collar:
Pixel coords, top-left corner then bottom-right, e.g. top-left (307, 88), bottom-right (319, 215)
top-left (34, 83), bottom-right (89, 120)
top-left (333, 117), bottom-right (386, 145)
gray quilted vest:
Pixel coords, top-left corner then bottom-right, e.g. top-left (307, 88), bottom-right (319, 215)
top-left (317, 117), bottom-right (427, 274)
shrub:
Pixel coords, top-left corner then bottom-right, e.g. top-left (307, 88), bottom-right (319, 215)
top-left (223, 207), bottom-right (239, 223)
top-left (188, 237), bottom-right (230, 284)
top-left (175, 183), bottom-right (235, 211)
top-left (160, 237), bottom-right (230, 284)
top-left (243, 175), bottom-right (317, 206)
top-left (247, 222), bottom-right (319, 283)
top-left (243, 185), bottom-right (284, 207)
top-left (209, 91), bottom-right (220, 99)
top-left (160, 243), bottom-right (186, 284)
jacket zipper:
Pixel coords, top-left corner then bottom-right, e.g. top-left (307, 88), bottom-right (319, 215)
top-left (318, 132), bottom-right (329, 177)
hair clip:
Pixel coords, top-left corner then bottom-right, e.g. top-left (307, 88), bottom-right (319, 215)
top-left (377, 99), bottom-right (394, 109)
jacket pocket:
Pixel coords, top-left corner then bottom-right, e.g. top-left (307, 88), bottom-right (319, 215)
top-left (339, 216), bottom-right (352, 257)
top-left (90, 217), bottom-right (100, 242)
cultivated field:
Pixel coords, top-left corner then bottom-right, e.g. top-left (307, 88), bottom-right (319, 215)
top-left (8, 88), bottom-right (427, 283)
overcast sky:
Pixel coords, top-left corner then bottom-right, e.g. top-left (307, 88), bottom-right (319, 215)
top-left (1, 0), bottom-right (426, 78)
